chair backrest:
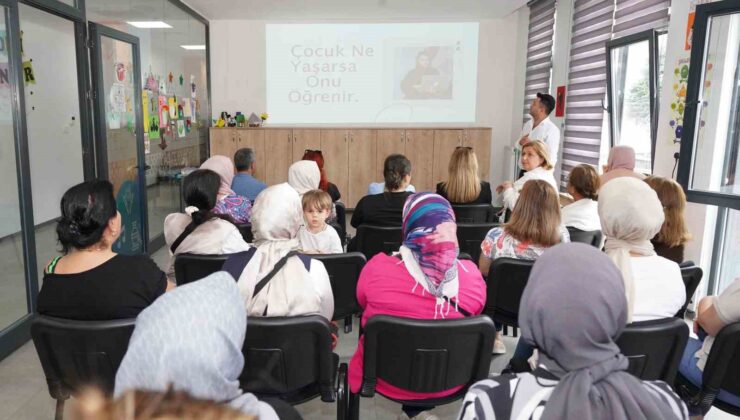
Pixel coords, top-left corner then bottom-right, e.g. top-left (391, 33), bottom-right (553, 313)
top-left (359, 315), bottom-right (495, 399)
top-left (676, 265), bottom-right (703, 318)
top-left (235, 223), bottom-right (254, 243)
top-left (615, 317), bottom-right (688, 383)
top-left (566, 226), bottom-right (603, 248)
top-left (485, 258), bottom-right (535, 327)
top-left (240, 315), bottom-right (335, 402)
top-left (355, 225), bottom-right (403, 260)
top-left (703, 321), bottom-right (740, 398)
top-left (335, 202), bottom-right (347, 236)
top-left (311, 253), bottom-right (366, 321)
top-left (456, 223), bottom-right (497, 263)
top-left (31, 316), bottom-right (136, 398)
top-left (452, 204), bottom-right (494, 224)
top-left (174, 253), bottom-right (231, 286)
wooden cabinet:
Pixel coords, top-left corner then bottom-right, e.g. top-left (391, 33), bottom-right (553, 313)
top-left (210, 126), bottom-right (491, 208)
top-left (292, 129), bottom-right (321, 162)
top-left (264, 129), bottom-right (292, 185)
top-left (406, 129), bottom-right (435, 192)
top-left (464, 128), bottom-right (491, 180)
top-left (347, 130), bottom-right (377, 208)
top-left (432, 130), bottom-right (464, 186)
top-left (320, 130), bottom-right (349, 204)
top-left (376, 129), bottom-right (406, 180)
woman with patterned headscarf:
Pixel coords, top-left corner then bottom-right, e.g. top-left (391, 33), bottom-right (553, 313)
top-left (348, 192), bottom-right (486, 420)
top-left (200, 155), bottom-right (252, 223)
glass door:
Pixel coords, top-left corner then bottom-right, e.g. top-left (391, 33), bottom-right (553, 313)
top-left (89, 22), bottom-right (147, 254)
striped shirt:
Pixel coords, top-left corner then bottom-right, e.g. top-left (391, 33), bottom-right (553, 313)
top-left (458, 368), bottom-right (688, 420)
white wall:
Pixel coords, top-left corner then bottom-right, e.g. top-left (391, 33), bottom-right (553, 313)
top-left (209, 15), bottom-right (527, 188)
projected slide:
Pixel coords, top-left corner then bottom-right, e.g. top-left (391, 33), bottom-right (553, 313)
top-left (266, 23), bottom-right (479, 124)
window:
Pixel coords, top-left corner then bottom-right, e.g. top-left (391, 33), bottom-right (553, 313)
top-left (606, 30), bottom-right (664, 173)
top-left (712, 208), bottom-right (740, 294)
top-left (522, 0), bottom-right (557, 121)
top-left (678, 1), bottom-right (740, 210)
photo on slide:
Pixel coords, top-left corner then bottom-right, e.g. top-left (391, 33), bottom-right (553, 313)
top-left (394, 45), bottom-right (454, 100)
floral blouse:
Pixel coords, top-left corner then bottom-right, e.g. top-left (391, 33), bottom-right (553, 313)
top-left (481, 226), bottom-right (570, 260)
top-left (214, 194), bottom-right (252, 223)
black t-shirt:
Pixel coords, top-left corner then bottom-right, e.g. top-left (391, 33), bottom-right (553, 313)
top-left (326, 182), bottom-right (341, 202)
top-left (37, 254), bottom-right (167, 320)
top-left (435, 181), bottom-right (493, 205)
top-left (351, 191), bottom-right (412, 228)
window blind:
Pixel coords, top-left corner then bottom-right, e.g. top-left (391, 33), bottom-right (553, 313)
top-left (560, 0), bottom-right (615, 188)
top-left (522, 0), bottom-right (557, 122)
top-left (612, 0), bottom-right (670, 39)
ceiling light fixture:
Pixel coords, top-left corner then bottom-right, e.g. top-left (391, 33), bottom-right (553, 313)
top-left (127, 21), bottom-right (172, 29)
top-left (180, 45), bottom-right (206, 50)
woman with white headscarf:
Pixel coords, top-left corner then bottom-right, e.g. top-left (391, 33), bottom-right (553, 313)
top-left (598, 177), bottom-right (685, 322)
top-left (236, 183), bottom-right (334, 320)
top-left (114, 272), bottom-right (286, 420)
top-left (288, 160), bottom-right (321, 196)
top-left (200, 155), bottom-right (252, 223)
top-left (458, 243), bottom-right (688, 420)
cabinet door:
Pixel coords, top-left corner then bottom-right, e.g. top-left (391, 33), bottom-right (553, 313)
top-left (464, 128), bottom-right (492, 181)
top-left (292, 129), bottom-right (321, 162)
top-left (263, 129), bottom-right (293, 185)
top-left (432, 129), bottom-right (464, 186)
top-left (210, 128), bottom-right (237, 159)
top-left (348, 129), bottom-right (377, 208)
top-left (236, 129), bottom-right (266, 178)
top-left (320, 129), bottom-right (349, 201)
top-left (376, 129), bottom-right (406, 181)
top-left (406, 129), bottom-right (435, 192)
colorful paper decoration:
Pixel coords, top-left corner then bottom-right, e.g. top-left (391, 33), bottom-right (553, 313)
top-left (168, 96), bottom-right (178, 119)
top-left (158, 96), bottom-right (168, 128)
top-left (142, 90), bottom-right (149, 133)
top-left (148, 115), bottom-right (160, 139)
top-left (179, 74), bottom-right (184, 85)
top-left (177, 120), bottom-right (186, 138)
top-left (22, 60), bottom-right (36, 85)
top-left (182, 99), bottom-right (192, 118)
top-left (190, 75), bottom-right (196, 99)
top-left (185, 118), bottom-right (192, 133)
top-left (168, 72), bottom-right (173, 83)
top-left (115, 62), bottom-right (126, 83)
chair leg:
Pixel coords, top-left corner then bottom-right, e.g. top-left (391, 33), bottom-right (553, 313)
top-left (55, 399), bottom-right (64, 420)
top-left (336, 364), bottom-right (348, 420)
top-left (503, 324), bottom-right (509, 336)
top-left (513, 326), bottom-right (518, 338)
top-left (344, 316), bottom-right (352, 334)
top-left (349, 391), bottom-right (360, 420)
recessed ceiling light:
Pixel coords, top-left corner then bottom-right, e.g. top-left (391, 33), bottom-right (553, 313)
top-left (127, 21), bottom-right (172, 29)
top-left (180, 45), bottom-right (206, 50)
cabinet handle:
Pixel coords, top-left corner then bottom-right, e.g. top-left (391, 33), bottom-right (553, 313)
top-left (350, 133), bottom-right (353, 142)
top-left (344, 133), bottom-right (348, 142)
top-left (287, 134), bottom-right (291, 143)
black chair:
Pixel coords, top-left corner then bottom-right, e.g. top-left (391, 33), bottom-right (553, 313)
top-left (240, 315), bottom-right (347, 420)
top-left (566, 226), bottom-right (603, 248)
top-left (615, 318), bottom-right (688, 383)
top-left (676, 322), bottom-right (740, 416)
top-left (452, 204), bottom-right (495, 223)
top-left (235, 223), bottom-right (254, 243)
top-left (174, 253), bottom-right (232, 286)
top-left (485, 258), bottom-right (535, 337)
top-left (348, 315), bottom-right (496, 420)
top-left (334, 202), bottom-right (347, 245)
top-left (457, 223), bottom-right (497, 263)
top-left (676, 265), bottom-right (703, 318)
top-left (31, 316), bottom-right (136, 420)
top-left (312, 253), bottom-right (366, 333)
top-left (354, 225), bottom-right (402, 260)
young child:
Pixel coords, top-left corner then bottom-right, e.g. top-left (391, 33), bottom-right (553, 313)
top-left (299, 190), bottom-right (343, 254)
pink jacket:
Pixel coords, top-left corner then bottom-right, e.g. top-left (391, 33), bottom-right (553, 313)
top-left (348, 253), bottom-right (487, 400)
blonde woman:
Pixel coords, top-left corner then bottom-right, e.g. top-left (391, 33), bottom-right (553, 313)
top-left (645, 176), bottom-right (692, 264)
top-left (497, 140), bottom-right (558, 211)
top-left (436, 147), bottom-right (492, 205)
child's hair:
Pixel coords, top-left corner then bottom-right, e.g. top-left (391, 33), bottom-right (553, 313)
top-left (568, 164), bottom-right (600, 200)
top-left (57, 180), bottom-right (118, 254)
top-left (302, 189), bottom-right (333, 212)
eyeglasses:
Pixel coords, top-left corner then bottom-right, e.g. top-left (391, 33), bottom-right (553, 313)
top-left (456, 146), bottom-right (473, 150)
top-left (304, 149), bottom-right (322, 154)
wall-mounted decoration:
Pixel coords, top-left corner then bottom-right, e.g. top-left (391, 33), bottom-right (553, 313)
top-left (142, 90), bottom-right (150, 133)
top-left (190, 75), bottom-right (196, 99)
top-left (177, 120), bottom-right (186, 138)
top-left (22, 60), bottom-right (35, 85)
top-left (168, 96), bottom-right (178, 119)
top-left (148, 115), bottom-right (160, 139)
top-left (168, 71), bottom-right (173, 83)
top-left (115, 62), bottom-right (127, 83)
top-left (179, 74), bottom-right (184, 85)
top-left (185, 118), bottom-right (192, 133)
top-left (158, 95), bottom-right (169, 128)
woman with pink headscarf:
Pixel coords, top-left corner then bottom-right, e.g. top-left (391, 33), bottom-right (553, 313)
top-left (200, 155), bottom-right (252, 223)
top-left (349, 193), bottom-right (486, 419)
top-left (600, 145), bottom-right (646, 186)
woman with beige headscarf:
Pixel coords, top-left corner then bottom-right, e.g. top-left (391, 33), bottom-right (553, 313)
top-left (287, 160), bottom-right (320, 196)
top-left (235, 183), bottom-right (333, 320)
top-left (598, 177), bottom-right (685, 322)
top-left (600, 145), bottom-right (646, 186)
top-left (200, 155), bottom-right (252, 223)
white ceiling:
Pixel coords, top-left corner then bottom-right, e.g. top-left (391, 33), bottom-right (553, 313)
top-left (181, 0), bottom-right (528, 21)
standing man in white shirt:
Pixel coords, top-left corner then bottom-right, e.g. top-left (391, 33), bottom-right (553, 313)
top-left (517, 93), bottom-right (560, 169)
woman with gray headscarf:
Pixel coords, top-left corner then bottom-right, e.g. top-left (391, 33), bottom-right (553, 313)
top-left (114, 272), bottom-right (280, 420)
top-left (458, 243), bottom-right (688, 420)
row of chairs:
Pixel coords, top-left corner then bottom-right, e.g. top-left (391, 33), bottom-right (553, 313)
top-left (31, 312), bottom-right (740, 420)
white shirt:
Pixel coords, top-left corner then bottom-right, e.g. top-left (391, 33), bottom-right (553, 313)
top-left (631, 255), bottom-right (686, 322)
top-left (298, 224), bottom-right (343, 254)
top-left (561, 199), bottom-right (601, 232)
top-left (502, 166), bottom-right (559, 210)
top-left (519, 117), bottom-right (561, 165)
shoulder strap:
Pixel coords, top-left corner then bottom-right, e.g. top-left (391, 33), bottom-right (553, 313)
top-left (46, 256), bottom-right (62, 274)
top-left (221, 247), bottom-right (258, 280)
top-left (252, 250), bottom-right (300, 299)
top-left (170, 221), bottom-right (199, 254)
top-left (444, 296), bottom-right (472, 317)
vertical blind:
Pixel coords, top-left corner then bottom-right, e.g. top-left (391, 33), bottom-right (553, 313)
top-left (522, 0), bottom-right (558, 122)
top-left (560, 0), bottom-right (615, 188)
